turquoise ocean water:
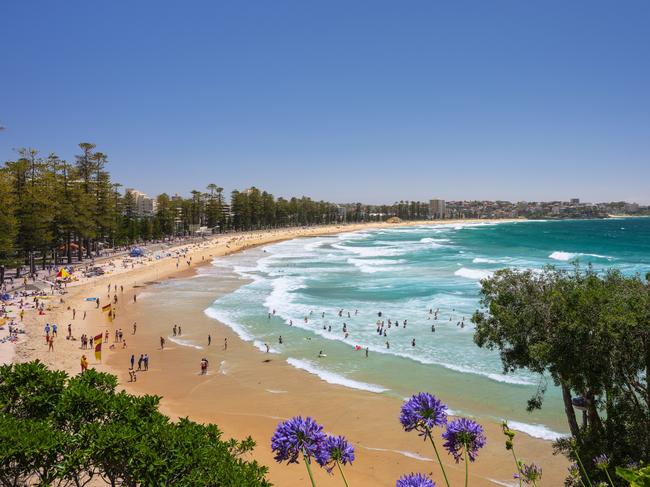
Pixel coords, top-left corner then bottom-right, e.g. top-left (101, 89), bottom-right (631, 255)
top-left (202, 218), bottom-right (650, 440)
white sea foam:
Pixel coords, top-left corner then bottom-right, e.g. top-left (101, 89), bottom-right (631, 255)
top-left (506, 420), bottom-right (566, 441)
top-left (419, 237), bottom-right (448, 245)
top-left (219, 360), bottom-right (227, 375)
top-left (286, 358), bottom-right (389, 393)
top-left (204, 306), bottom-right (254, 341)
top-left (472, 257), bottom-right (501, 264)
top-left (549, 251), bottom-right (612, 261)
top-left (332, 243), bottom-right (404, 258)
top-left (167, 336), bottom-right (203, 350)
top-left (253, 340), bottom-right (280, 354)
top-left (454, 267), bottom-right (493, 280)
top-left (439, 363), bottom-right (535, 385)
top-left (363, 446), bottom-right (432, 462)
top-left (487, 478), bottom-right (518, 487)
top-left (347, 258), bottom-right (405, 273)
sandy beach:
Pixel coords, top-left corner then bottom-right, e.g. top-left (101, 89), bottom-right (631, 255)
top-left (13, 220), bottom-right (568, 486)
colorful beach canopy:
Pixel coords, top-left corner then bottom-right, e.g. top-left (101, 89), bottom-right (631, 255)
top-left (56, 268), bottom-right (70, 279)
top-left (129, 247), bottom-right (144, 257)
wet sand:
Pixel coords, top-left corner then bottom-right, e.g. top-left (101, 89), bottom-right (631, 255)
top-left (15, 221), bottom-right (568, 486)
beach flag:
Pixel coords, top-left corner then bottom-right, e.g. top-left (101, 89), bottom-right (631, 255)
top-left (56, 268), bottom-right (70, 279)
top-left (94, 333), bottom-right (102, 361)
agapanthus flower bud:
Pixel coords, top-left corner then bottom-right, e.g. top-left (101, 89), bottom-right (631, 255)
top-left (593, 454), bottom-right (610, 471)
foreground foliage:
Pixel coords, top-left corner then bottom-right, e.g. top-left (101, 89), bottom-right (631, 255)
top-left (0, 361), bottom-right (270, 486)
top-left (472, 266), bottom-right (650, 485)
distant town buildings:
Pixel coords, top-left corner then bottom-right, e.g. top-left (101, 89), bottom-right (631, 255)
top-left (125, 188), bottom-right (157, 217)
top-left (429, 199), bottom-right (446, 219)
top-left (340, 198), bottom-right (648, 222)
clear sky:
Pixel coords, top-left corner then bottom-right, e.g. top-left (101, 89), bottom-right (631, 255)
top-left (1, 1), bottom-right (649, 204)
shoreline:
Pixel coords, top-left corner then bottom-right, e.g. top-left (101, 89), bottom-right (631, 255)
top-left (13, 218), bottom-right (568, 486)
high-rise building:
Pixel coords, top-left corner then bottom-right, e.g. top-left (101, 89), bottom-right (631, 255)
top-left (429, 199), bottom-right (446, 219)
top-left (125, 188), bottom-right (157, 217)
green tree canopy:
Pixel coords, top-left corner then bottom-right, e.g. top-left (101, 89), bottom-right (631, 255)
top-left (472, 266), bottom-right (650, 484)
top-left (0, 361), bottom-right (270, 486)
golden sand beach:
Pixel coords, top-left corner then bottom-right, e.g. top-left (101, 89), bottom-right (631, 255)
top-left (15, 220), bottom-right (568, 486)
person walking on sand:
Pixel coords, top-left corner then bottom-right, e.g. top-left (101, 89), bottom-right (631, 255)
top-left (133, 294), bottom-right (137, 303)
top-left (223, 338), bottom-right (228, 351)
top-left (208, 334), bottom-right (211, 346)
top-left (83, 310), bottom-right (86, 320)
top-left (137, 354), bottom-right (143, 371)
top-left (160, 336), bottom-right (165, 349)
top-left (133, 322), bottom-right (137, 334)
top-left (144, 354), bottom-right (149, 371)
top-left (130, 354), bottom-right (135, 370)
top-left (80, 355), bottom-right (88, 372)
top-left (48, 335), bottom-right (54, 352)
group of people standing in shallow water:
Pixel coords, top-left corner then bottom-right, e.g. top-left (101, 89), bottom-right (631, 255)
top-left (266, 305), bottom-right (468, 357)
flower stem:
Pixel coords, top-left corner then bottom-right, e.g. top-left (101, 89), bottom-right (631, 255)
top-left (464, 448), bottom-right (469, 487)
top-left (302, 451), bottom-right (317, 487)
top-left (510, 448), bottom-right (522, 487)
top-left (336, 461), bottom-right (350, 487)
top-left (604, 468), bottom-right (615, 487)
top-left (426, 429), bottom-right (451, 487)
top-left (573, 449), bottom-right (593, 487)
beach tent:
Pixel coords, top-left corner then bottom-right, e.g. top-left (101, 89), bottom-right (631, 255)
top-left (129, 247), bottom-right (144, 257)
top-left (56, 268), bottom-right (70, 279)
top-left (0, 293), bottom-right (10, 301)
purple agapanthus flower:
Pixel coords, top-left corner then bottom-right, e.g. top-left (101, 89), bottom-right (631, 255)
top-left (593, 454), bottom-right (610, 470)
top-left (441, 418), bottom-right (486, 462)
top-left (400, 392), bottom-right (448, 437)
top-left (518, 462), bottom-right (542, 485)
top-left (271, 416), bottom-right (326, 464)
top-left (316, 435), bottom-right (355, 472)
top-left (396, 472), bottom-right (437, 487)
top-left (568, 463), bottom-right (580, 479)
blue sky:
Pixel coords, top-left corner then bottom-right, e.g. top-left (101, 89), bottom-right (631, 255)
top-left (1, 1), bottom-right (649, 204)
